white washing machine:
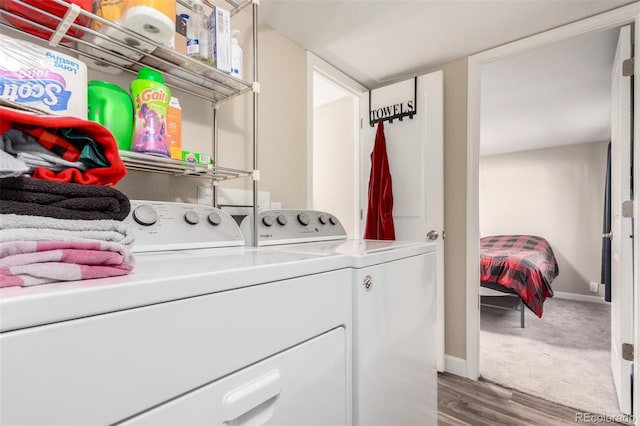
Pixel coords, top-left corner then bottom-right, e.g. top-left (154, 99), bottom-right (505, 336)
top-left (0, 201), bottom-right (353, 426)
top-left (241, 210), bottom-right (438, 426)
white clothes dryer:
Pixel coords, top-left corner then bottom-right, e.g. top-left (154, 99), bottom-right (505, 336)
top-left (0, 201), bottom-right (353, 426)
top-left (241, 210), bottom-right (438, 426)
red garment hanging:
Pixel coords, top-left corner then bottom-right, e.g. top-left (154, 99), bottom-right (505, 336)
top-left (363, 121), bottom-right (395, 240)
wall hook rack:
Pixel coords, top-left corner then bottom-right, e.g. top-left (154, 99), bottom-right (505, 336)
top-left (369, 76), bottom-right (417, 127)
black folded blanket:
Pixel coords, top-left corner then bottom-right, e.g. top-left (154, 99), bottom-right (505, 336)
top-left (0, 177), bottom-right (131, 221)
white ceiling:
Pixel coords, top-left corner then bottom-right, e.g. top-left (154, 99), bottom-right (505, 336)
top-left (480, 27), bottom-right (618, 156)
top-left (259, 0), bottom-right (633, 155)
top-left (259, 0), bottom-right (632, 88)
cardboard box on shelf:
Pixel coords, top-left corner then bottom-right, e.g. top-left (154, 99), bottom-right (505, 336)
top-left (214, 7), bottom-right (231, 73)
top-left (182, 150), bottom-right (212, 165)
top-left (167, 96), bottom-right (182, 160)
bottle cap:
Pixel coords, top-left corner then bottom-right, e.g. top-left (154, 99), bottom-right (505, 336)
top-left (137, 67), bottom-right (165, 84)
top-left (231, 29), bottom-right (240, 39)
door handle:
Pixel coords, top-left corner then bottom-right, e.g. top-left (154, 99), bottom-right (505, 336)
top-left (427, 230), bottom-right (438, 241)
top-left (222, 370), bottom-right (281, 423)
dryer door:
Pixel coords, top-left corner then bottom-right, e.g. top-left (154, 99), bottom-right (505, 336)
top-left (123, 327), bottom-right (347, 426)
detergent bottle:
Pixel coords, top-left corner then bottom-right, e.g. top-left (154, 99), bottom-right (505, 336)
top-left (88, 80), bottom-right (133, 150)
top-left (130, 67), bottom-right (171, 157)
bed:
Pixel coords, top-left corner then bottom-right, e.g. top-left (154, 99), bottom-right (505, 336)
top-left (480, 235), bottom-right (559, 328)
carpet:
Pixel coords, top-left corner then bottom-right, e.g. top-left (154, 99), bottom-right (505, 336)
top-left (480, 296), bottom-right (623, 417)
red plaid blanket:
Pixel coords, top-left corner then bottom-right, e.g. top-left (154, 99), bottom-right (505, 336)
top-left (480, 235), bottom-right (558, 317)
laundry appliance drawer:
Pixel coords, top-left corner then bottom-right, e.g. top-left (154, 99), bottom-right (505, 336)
top-left (0, 269), bottom-right (352, 425)
top-left (123, 327), bottom-right (346, 425)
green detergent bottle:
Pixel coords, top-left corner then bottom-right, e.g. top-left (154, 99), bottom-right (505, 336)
top-left (87, 81), bottom-right (134, 150)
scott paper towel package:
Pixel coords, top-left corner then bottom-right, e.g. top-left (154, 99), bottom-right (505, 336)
top-left (0, 34), bottom-right (87, 118)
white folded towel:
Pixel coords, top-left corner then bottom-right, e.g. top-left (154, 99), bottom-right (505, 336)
top-left (0, 214), bottom-right (134, 247)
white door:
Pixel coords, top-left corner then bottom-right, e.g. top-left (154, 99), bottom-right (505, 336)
top-left (610, 24), bottom-right (634, 416)
top-left (360, 72), bottom-right (444, 371)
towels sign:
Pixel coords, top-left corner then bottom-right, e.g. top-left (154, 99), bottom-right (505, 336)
top-left (369, 100), bottom-right (414, 123)
top-left (369, 76), bottom-right (417, 127)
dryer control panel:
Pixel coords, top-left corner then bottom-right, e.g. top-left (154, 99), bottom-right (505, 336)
top-left (128, 201), bottom-right (245, 252)
top-left (240, 210), bottom-right (347, 246)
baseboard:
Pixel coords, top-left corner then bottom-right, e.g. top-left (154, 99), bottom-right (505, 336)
top-left (444, 355), bottom-right (467, 377)
top-left (553, 291), bottom-right (608, 304)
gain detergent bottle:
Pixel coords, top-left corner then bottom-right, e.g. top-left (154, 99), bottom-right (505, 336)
top-left (131, 67), bottom-right (171, 157)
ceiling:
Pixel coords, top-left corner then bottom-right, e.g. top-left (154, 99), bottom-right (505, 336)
top-left (259, 0), bottom-right (634, 156)
top-left (259, 0), bottom-right (632, 88)
top-left (480, 27), bottom-right (618, 156)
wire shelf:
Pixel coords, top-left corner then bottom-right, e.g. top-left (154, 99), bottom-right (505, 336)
top-left (0, 0), bottom-right (253, 104)
top-left (119, 151), bottom-right (252, 181)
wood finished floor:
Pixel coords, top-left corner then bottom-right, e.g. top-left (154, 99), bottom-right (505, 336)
top-left (438, 373), bottom-right (631, 426)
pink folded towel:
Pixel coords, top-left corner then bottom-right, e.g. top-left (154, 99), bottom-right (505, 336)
top-left (0, 241), bottom-right (135, 287)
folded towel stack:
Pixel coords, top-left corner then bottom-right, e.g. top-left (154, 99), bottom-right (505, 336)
top-left (0, 176), bottom-right (130, 220)
top-left (0, 240), bottom-right (135, 287)
top-left (0, 177), bottom-right (135, 288)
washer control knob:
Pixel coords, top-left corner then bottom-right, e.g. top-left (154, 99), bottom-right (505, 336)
top-left (277, 215), bottom-right (288, 226)
top-left (132, 204), bottom-right (158, 226)
top-left (184, 210), bottom-right (200, 225)
top-left (297, 212), bottom-right (310, 226)
top-left (207, 212), bottom-right (222, 226)
top-left (329, 216), bottom-right (338, 225)
top-left (318, 214), bottom-right (328, 225)
top-left (262, 215), bottom-right (274, 227)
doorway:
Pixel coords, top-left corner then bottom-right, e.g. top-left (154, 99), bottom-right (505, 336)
top-left (467, 4), bottom-right (639, 418)
top-left (307, 53), bottom-right (365, 238)
top-left (477, 26), bottom-right (621, 416)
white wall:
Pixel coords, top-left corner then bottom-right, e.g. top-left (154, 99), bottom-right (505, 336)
top-left (431, 58), bottom-right (468, 359)
top-left (91, 7), bottom-right (309, 209)
top-left (479, 141), bottom-right (608, 296)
